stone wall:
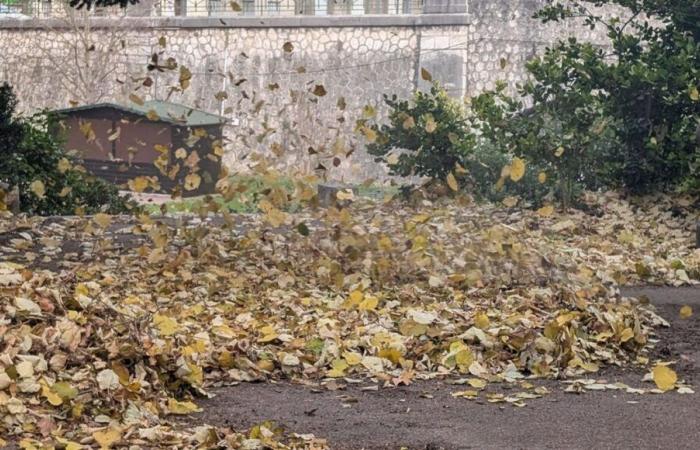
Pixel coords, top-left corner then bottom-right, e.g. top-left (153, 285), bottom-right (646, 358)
top-left (466, 0), bottom-right (624, 95)
top-left (0, 3), bottom-right (624, 180)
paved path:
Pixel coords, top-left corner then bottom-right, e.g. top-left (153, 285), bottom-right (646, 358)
top-left (196, 287), bottom-right (700, 450)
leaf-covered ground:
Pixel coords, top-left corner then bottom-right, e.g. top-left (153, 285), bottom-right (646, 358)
top-left (0, 193), bottom-right (698, 448)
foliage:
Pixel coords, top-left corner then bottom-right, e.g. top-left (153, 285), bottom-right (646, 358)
top-left (366, 85), bottom-right (473, 181)
top-left (0, 83), bottom-right (135, 215)
top-left (364, 84), bottom-right (561, 206)
top-left (369, 1), bottom-right (699, 205)
top-left (472, 74), bottom-right (620, 208)
top-left (532, 0), bottom-right (700, 194)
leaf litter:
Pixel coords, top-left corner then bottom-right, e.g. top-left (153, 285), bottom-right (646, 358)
top-left (0, 189), bottom-right (698, 448)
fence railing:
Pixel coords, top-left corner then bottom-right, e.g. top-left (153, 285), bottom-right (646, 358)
top-left (0, 0), bottom-right (437, 18)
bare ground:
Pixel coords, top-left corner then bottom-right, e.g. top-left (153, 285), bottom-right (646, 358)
top-left (194, 287), bottom-right (700, 450)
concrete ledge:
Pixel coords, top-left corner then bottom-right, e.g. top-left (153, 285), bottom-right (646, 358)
top-left (0, 13), bottom-right (470, 29)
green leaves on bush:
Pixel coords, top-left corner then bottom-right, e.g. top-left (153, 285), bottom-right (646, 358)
top-left (533, 0), bottom-right (700, 195)
top-left (365, 86), bottom-right (472, 181)
top-left (0, 83), bottom-right (136, 216)
top-left (365, 0), bottom-right (699, 206)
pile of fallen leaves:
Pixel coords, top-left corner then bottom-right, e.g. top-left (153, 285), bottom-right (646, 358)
top-left (0, 192), bottom-right (697, 448)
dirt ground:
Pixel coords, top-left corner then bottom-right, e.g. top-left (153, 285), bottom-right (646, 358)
top-left (194, 287), bottom-right (700, 450)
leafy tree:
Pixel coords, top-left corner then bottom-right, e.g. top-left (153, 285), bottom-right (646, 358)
top-left (0, 83), bottom-right (136, 215)
top-left (532, 0), bottom-right (700, 194)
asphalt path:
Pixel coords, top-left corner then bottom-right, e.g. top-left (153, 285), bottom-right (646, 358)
top-left (196, 287), bottom-right (700, 450)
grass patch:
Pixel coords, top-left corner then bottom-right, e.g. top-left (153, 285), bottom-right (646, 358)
top-left (144, 175), bottom-right (398, 215)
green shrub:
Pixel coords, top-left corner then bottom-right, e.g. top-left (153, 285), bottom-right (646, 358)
top-left (533, 0), bottom-right (700, 195)
top-left (365, 85), bottom-right (473, 181)
top-left (0, 83), bottom-right (136, 216)
top-left (366, 0), bottom-right (699, 207)
top-left (473, 77), bottom-right (620, 208)
top-left (363, 84), bottom-right (552, 206)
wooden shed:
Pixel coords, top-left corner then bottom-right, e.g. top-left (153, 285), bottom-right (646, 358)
top-left (50, 100), bottom-right (227, 197)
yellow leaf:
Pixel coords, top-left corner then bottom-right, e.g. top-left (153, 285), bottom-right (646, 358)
top-left (167, 398), bottom-right (202, 415)
top-left (554, 146), bottom-right (565, 157)
top-left (336, 189), bottom-right (354, 201)
top-left (387, 153), bottom-right (400, 165)
top-left (474, 312), bottom-right (490, 330)
top-left (362, 127), bottom-right (377, 143)
top-left (455, 348), bottom-right (474, 370)
top-left (41, 383), bottom-right (63, 406)
top-left (502, 196), bottom-right (518, 208)
top-left (345, 290), bottom-right (364, 308)
top-left (358, 295), bottom-right (379, 311)
top-left (343, 352), bottom-right (363, 366)
top-left (537, 205), bottom-right (554, 217)
top-left (258, 325), bottom-right (278, 343)
top-left (455, 162), bottom-right (468, 174)
top-left (690, 86), bottom-right (699, 101)
top-left (378, 347), bottom-right (402, 364)
top-left (128, 176), bottom-right (150, 193)
top-left (129, 93), bottom-right (144, 106)
top-left (58, 187), bottom-right (72, 197)
top-left (264, 207), bottom-right (287, 227)
top-left (509, 157), bottom-right (526, 181)
top-left (500, 164), bottom-right (511, 179)
top-left (652, 364), bottom-right (677, 392)
top-left (93, 213), bottom-right (112, 229)
top-left (184, 173), bottom-right (201, 191)
top-left (402, 116), bottom-right (415, 129)
top-left (93, 426), bottom-right (122, 449)
top-left (446, 172), bottom-right (459, 192)
top-left (327, 358), bottom-right (349, 377)
top-left (619, 327), bottom-right (634, 343)
top-left (538, 171), bottom-right (547, 183)
top-left (452, 390), bottom-right (479, 399)
top-left (467, 378), bottom-right (487, 389)
top-left (153, 313), bottom-right (179, 336)
top-left (58, 158), bottom-right (72, 173)
top-left (680, 305), bottom-right (693, 319)
top-left (424, 114), bottom-right (437, 133)
top-left (30, 180), bottom-right (46, 199)
top-left (146, 109), bottom-right (160, 121)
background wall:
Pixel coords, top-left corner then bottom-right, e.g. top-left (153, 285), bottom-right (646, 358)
top-left (0, 1), bottom-right (621, 180)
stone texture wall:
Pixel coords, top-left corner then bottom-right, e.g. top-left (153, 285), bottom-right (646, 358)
top-left (0, 19), bottom-right (432, 179)
top-left (467, 0), bottom-right (623, 94)
top-left (0, 3), bottom-right (624, 180)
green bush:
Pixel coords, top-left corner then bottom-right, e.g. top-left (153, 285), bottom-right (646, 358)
top-left (0, 83), bottom-right (136, 216)
top-left (366, 85), bottom-right (473, 181)
top-left (366, 1), bottom-right (699, 207)
top-left (363, 84), bottom-right (552, 205)
top-left (533, 0), bottom-right (700, 195)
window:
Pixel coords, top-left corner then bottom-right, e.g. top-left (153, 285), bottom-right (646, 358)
top-left (266, 0), bottom-right (280, 15)
top-left (242, 0), bottom-right (255, 15)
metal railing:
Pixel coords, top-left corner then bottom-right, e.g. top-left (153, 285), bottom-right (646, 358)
top-left (0, 0), bottom-right (429, 18)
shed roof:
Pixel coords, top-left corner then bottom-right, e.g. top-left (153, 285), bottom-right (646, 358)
top-left (52, 100), bottom-right (227, 127)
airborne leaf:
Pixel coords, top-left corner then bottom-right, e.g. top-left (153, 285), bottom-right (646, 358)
top-left (446, 172), bottom-right (459, 191)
